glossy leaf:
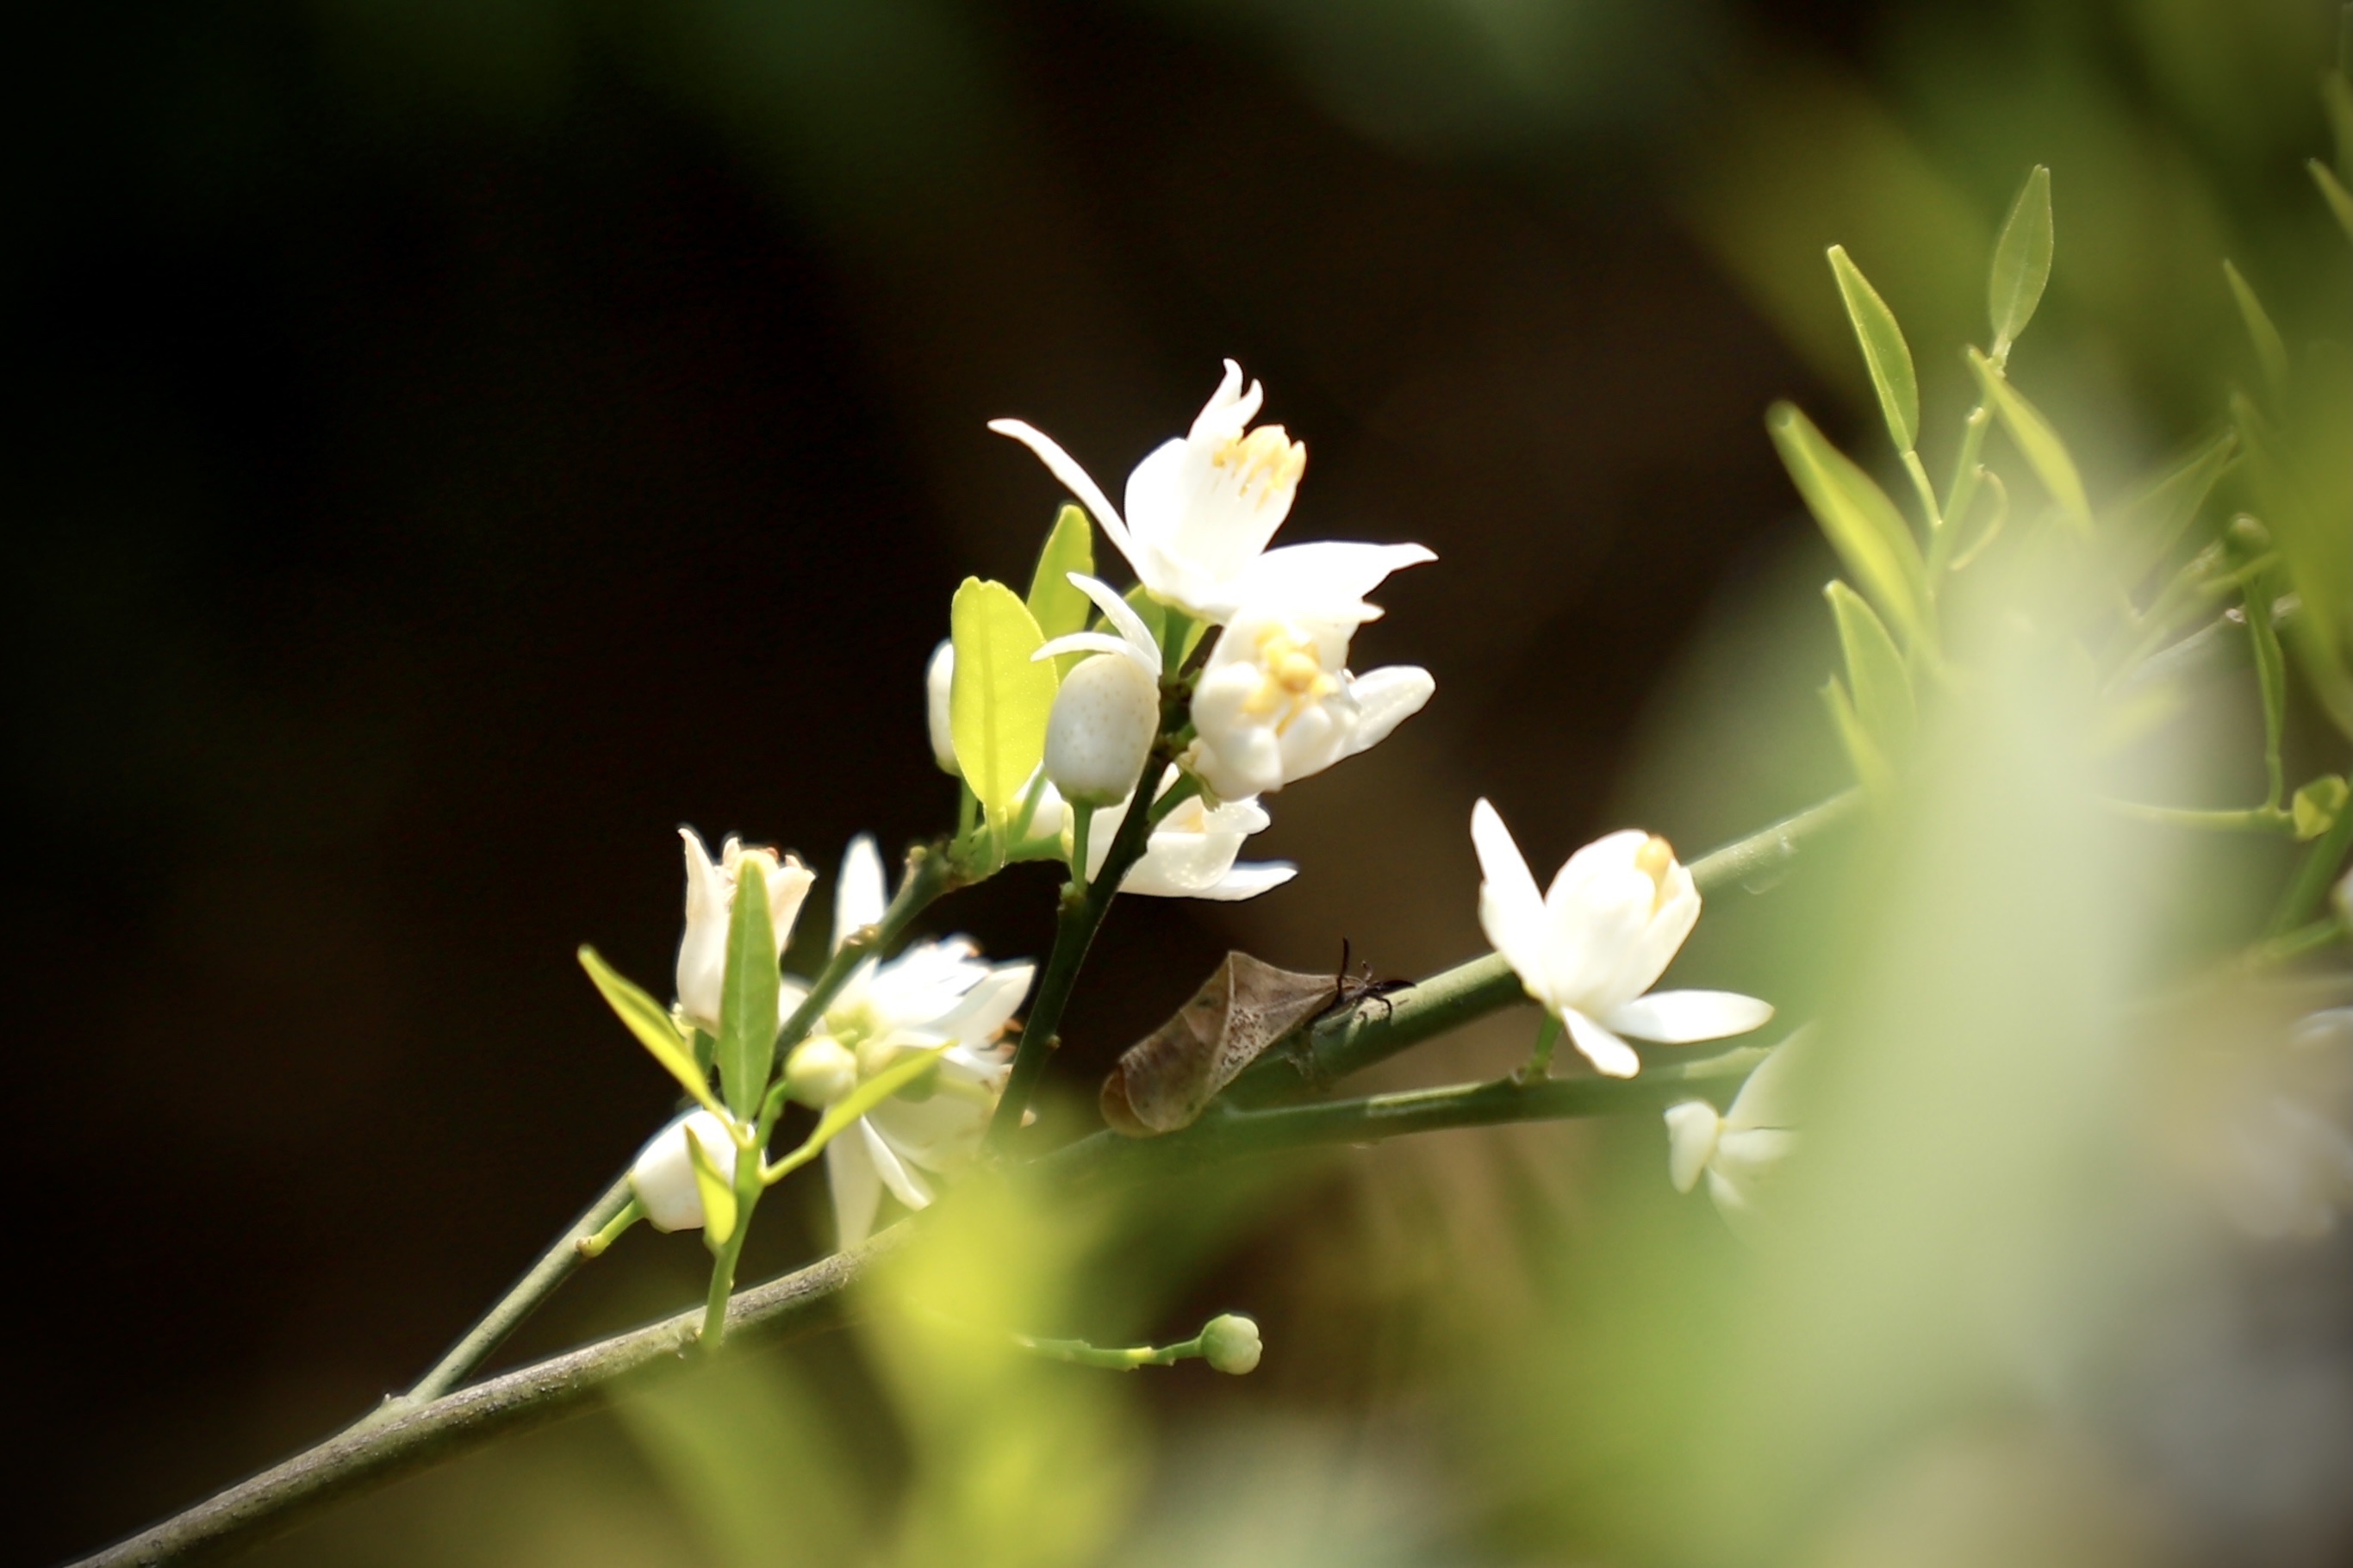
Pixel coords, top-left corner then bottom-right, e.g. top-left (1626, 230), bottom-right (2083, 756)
top-left (1767, 402), bottom-right (1927, 644)
top-left (683, 1123), bottom-right (738, 1248)
top-left (716, 855), bottom-right (781, 1119)
top-left (949, 578), bottom-right (1056, 831)
top-left (762, 1044), bottom-right (950, 1184)
top-left (1025, 504), bottom-right (1096, 662)
top-left (1828, 246), bottom-right (1920, 452)
top-left (1825, 580), bottom-right (1914, 758)
top-left (1988, 165), bottom-right (2053, 352)
top-left (1968, 352), bottom-right (2089, 533)
top-left (579, 946), bottom-right (725, 1118)
top-left (2221, 261), bottom-right (2290, 402)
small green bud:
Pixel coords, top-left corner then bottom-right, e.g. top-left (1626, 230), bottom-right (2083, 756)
top-left (2293, 776), bottom-right (2348, 842)
top-left (783, 1037), bottom-right (857, 1108)
top-left (1200, 1313), bottom-right (1262, 1376)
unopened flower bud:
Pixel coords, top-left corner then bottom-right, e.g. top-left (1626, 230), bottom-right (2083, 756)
top-left (926, 640), bottom-right (959, 775)
top-left (1663, 1101), bottom-right (1722, 1194)
top-left (629, 1110), bottom-right (738, 1233)
top-left (1200, 1313), bottom-right (1262, 1375)
top-left (784, 1037), bottom-right (858, 1108)
top-left (1044, 653), bottom-right (1159, 807)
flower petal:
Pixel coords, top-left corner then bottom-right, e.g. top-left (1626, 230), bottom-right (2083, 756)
top-left (834, 836), bottom-right (888, 954)
top-left (1186, 861), bottom-right (1298, 901)
top-left (859, 1118), bottom-right (934, 1211)
top-left (1472, 800), bottom-right (1550, 999)
top-left (1725, 1028), bottom-right (1810, 1131)
top-left (1340, 665), bottom-right (1434, 757)
top-left (825, 1132), bottom-right (884, 1250)
top-left (1213, 540), bottom-right (1437, 622)
top-left (1663, 1101), bottom-right (1721, 1194)
top-left (931, 962), bottom-right (1034, 1043)
top-left (1069, 572), bottom-right (1161, 664)
top-left (1603, 990), bottom-right (1774, 1044)
top-left (1564, 1010), bottom-right (1642, 1078)
top-left (1034, 631), bottom-right (1139, 663)
top-left (987, 417), bottom-right (1136, 560)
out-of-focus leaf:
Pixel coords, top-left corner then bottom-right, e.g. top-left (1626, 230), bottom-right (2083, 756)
top-left (1768, 402), bottom-right (1927, 644)
top-left (684, 1123), bottom-right (738, 1248)
top-left (1026, 504), bottom-right (1095, 644)
top-left (949, 578), bottom-right (1056, 831)
top-left (1946, 468), bottom-right (2010, 573)
top-left (2293, 775), bottom-right (2349, 841)
top-left (2110, 428), bottom-right (2236, 587)
top-left (580, 945), bottom-right (725, 1117)
top-left (1825, 580), bottom-right (1914, 759)
top-left (2235, 393), bottom-right (2352, 735)
top-left (2311, 159), bottom-right (2353, 239)
top-left (763, 1044), bottom-right (949, 1184)
top-left (1827, 246), bottom-right (1919, 452)
top-left (1821, 676), bottom-right (1890, 800)
top-left (1968, 351), bottom-right (2089, 533)
top-left (2221, 261), bottom-right (2290, 403)
top-left (717, 856), bottom-right (781, 1118)
top-left (1987, 165), bottom-right (2052, 352)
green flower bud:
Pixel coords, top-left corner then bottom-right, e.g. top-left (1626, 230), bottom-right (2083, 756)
top-left (1200, 1313), bottom-right (1262, 1375)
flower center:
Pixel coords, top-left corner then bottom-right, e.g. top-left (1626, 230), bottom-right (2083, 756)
top-left (1634, 835), bottom-right (1676, 912)
top-left (1211, 424), bottom-right (1307, 510)
top-left (824, 999), bottom-right (881, 1051)
top-left (1239, 625), bottom-right (1339, 728)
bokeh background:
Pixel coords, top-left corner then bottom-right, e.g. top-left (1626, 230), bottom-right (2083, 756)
top-left (7, 0), bottom-right (2345, 1563)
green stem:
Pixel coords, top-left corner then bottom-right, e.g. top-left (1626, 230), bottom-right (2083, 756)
top-left (699, 1147), bottom-right (767, 1349)
top-left (576, 1198), bottom-right (642, 1260)
top-left (1518, 1013), bottom-right (1564, 1083)
top-left (1902, 448), bottom-right (1943, 535)
top-left (1012, 1332), bottom-right (1197, 1370)
top-left (2250, 912), bottom-right (2352, 968)
top-left (2245, 582), bottom-right (2288, 810)
top-left (1070, 805), bottom-right (1092, 895)
top-left (1936, 401), bottom-right (1994, 570)
top-left (2098, 800), bottom-right (2297, 834)
top-left (2272, 798), bottom-right (2353, 936)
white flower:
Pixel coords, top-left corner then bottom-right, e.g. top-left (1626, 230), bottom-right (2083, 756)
top-left (1471, 800), bottom-right (1772, 1078)
top-left (989, 359), bottom-right (1434, 624)
top-left (1036, 575), bottom-right (1162, 807)
top-left (629, 1109), bottom-right (739, 1233)
top-left (1066, 767), bottom-right (1295, 900)
top-left (924, 639), bottom-right (959, 775)
top-left (676, 830), bottom-right (817, 1036)
top-left (1665, 1031), bottom-right (1806, 1244)
top-left (1189, 608), bottom-right (1433, 799)
top-left (787, 835), bottom-right (1035, 1248)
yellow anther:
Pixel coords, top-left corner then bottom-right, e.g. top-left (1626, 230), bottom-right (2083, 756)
top-left (1634, 835), bottom-right (1677, 911)
top-left (1211, 424), bottom-right (1307, 506)
top-left (1274, 649), bottom-right (1322, 693)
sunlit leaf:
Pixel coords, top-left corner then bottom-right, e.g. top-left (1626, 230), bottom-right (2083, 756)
top-left (1767, 402), bottom-right (1927, 644)
top-left (1967, 351), bottom-right (2089, 533)
top-left (1987, 165), bottom-right (2052, 352)
top-left (1827, 246), bottom-right (1919, 453)
top-left (763, 1044), bottom-right (950, 1184)
top-left (579, 945), bottom-right (725, 1117)
top-left (1825, 580), bottom-right (1914, 759)
top-left (1025, 504), bottom-right (1096, 675)
top-left (949, 578), bottom-right (1056, 831)
top-left (716, 855), bottom-right (781, 1118)
top-left (2110, 428), bottom-right (2236, 586)
top-left (2221, 261), bottom-right (2290, 403)
top-left (684, 1123), bottom-right (738, 1248)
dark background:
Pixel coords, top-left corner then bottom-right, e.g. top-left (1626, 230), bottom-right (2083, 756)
top-left (5, 0), bottom-right (2331, 1560)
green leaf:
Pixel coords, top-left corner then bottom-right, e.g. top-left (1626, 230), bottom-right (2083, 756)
top-left (2310, 159), bottom-right (2353, 240)
top-left (1025, 504), bottom-right (1096, 656)
top-left (579, 946), bottom-right (726, 1117)
top-left (1967, 351), bottom-right (2089, 533)
top-left (1825, 580), bottom-right (1914, 758)
top-left (2234, 394), bottom-right (2352, 736)
top-left (1821, 677), bottom-right (1891, 800)
top-left (2110, 428), bottom-right (2237, 586)
top-left (1988, 165), bottom-right (2053, 353)
top-left (683, 1123), bottom-right (739, 1248)
top-left (762, 1044), bottom-right (951, 1185)
top-left (2221, 261), bottom-right (2290, 403)
top-left (949, 578), bottom-right (1057, 832)
top-left (1767, 402), bottom-right (1927, 644)
top-left (716, 856), bottom-right (781, 1119)
top-left (1827, 246), bottom-right (1920, 453)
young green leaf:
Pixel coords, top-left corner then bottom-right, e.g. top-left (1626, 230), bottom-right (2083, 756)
top-left (949, 578), bottom-right (1057, 832)
top-left (1821, 676), bottom-right (1892, 800)
top-left (2110, 427), bottom-right (2237, 586)
top-left (1988, 165), bottom-right (2053, 354)
top-left (579, 945), bottom-right (725, 1118)
top-left (1966, 351), bottom-right (2090, 533)
top-left (715, 856), bottom-right (781, 1119)
top-left (1025, 504), bottom-right (1096, 644)
top-left (1767, 402), bottom-right (1927, 644)
top-left (762, 1044), bottom-right (950, 1185)
top-left (683, 1125), bottom-right (739, 1248)
top-left (1825, 580), bottom-right (1915, 758)
top-left (2221, 261), bottom-right (2291, 403)
top-left (1827, 245), bottom-right (1920, 453)
top-left (2310, 159), bottom-right (2353, 240)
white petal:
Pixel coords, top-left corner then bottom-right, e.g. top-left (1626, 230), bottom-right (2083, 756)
top-left (860, 1119), bottom-right (935, 1211)
top-left (1549, 830), bottom-right (1652, 899)
top-left (1472, 800), bottom-right (1551, 997)
top-left (1547, 868), bottom-right (1653, 1011)
top-left (1187, 861), bottom-right (1298, 901)
top-left (1339, 665), bottom-right (1434, 757)
top-left (825, 1133), bottom-right (883, 1250)
top-left (1663, 1101), bottom-right (1721, 1194)
top-left (1620, 885), bottom-right (1701, 999)
top-left (1706, 1167), bottom-right (1772, 1247)
top-left (1069, 572), bottom-right (1161, 665)
top-left (1603, 990), bottom-right (1774, 1045)
top-left (987, 418), bottom-right (1136, 559)
top-left (1725, 1028), bottom-right (1811, 1131)
top-left (834, 836), bottom-right (887, 954)
top-left (630, 1111), bottom-right (738, 1233)
top-left (1035, 630), bottom-right (1142, 663)
top-left (1211, 541), bottom-right (1438, 622)
top-left (930, 963), bottom-right (1034, 1043)
top-left (1564, 1010), bottom-right (1642, 1078)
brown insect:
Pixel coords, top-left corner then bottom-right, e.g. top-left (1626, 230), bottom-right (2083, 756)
top-left (1321, 938), bottom-right (1412, 1024)
top-left (1099, 947), bottom-right (1415, 1137)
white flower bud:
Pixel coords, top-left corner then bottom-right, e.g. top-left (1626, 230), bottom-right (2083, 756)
top-left (676, 830), bottom-right (815, 1036)
top-left (1200, 1313), bottom-right (1262, 1375)
top-left (629, 1110), bottom-right (738, 1233)
top-left (925, 640), bottom-right (959, 775)
top-left (784, 1036), bottom-right (858, 1108)
top-left (1043, 652), bottom-right (1159, 807)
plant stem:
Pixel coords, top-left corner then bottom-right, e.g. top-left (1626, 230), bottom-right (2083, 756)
top-left (1902, 449), bottom-right (1943, 535)
top-left (1013, 1332), bottom-right (1197, 1369)
top-left (2098, 799), bottom-right (2297, 834)
top-left (577, 1198), bottom-right (642, 1260)
top-left (2272, 800), bottom-right (2353, 936)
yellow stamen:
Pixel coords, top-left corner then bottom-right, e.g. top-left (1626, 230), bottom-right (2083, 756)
top-left (1634, 835), bottom-right (1676, 912)
top-left (1211, 424), bottom-right (1307, 507)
